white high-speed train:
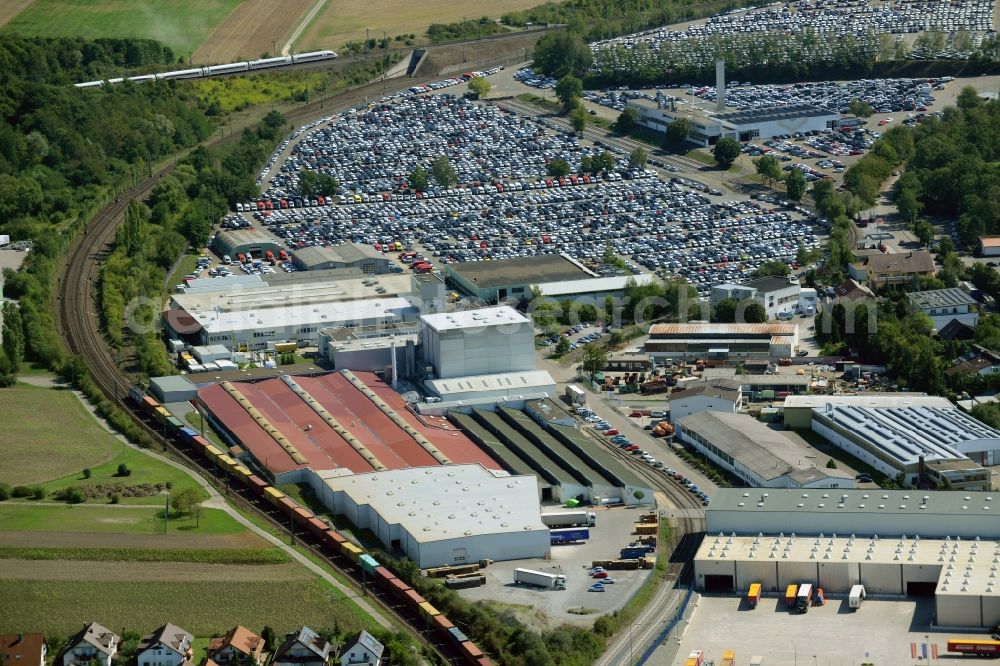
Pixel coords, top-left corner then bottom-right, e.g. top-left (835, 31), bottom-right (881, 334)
top-left (74, 50), bottom-right (337, 88)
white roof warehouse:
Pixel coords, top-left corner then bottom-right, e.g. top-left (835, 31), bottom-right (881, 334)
top-left (303, 464), bottom-right (549, 568)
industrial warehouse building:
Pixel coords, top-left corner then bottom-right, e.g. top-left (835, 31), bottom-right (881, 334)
top-left (696, 488), bottom-right (1000, 626)
top-left (212, 230), bottom-right (281, 260)
top-left (304, 464), bottom-right (550, 568)
top-left (420, 307), bottom-right (535, 380)
top-left (165, 273), bottom-right (425, 349)
top-left (449, 406), bottom-right (653, 506)
top-left (780, 393), bottom-right (994, 489)
top-left (318, 324), bottom-right (420, 372)
top-left (196, 371), bottom-right (502, 483)
top-left (668, 379), bottom-right (742, 423)
top-left (292, 243), bottom-right (391, 274)
top-left (675, 411), bottom-right (855, 489)
top-left (446, 254), bottom-right (593, 302)
top-left (711, 276), bottom-right (803, 320)
top-left (627, 98), bottom-right (840, 146)
top-left (644, 323), bottom-right (799, 361)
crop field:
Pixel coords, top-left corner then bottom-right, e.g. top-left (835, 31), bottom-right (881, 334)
top-left (295, 0), bottom-right (540, 50)
top-left (0, 558), bottom-right (310, 582)
top-left (0, 0), bottom-right (36, 28)
top-left (0, 530), bottom-right (268, 549)
top-left (0, 504), bottom-right (245, 535)
top-left (193, 0), bottom-right (314, 64)
top-left (0, 546), bottom-right (291, 564)
top-left (0, 0), bottom-right (243, 57)
top-left (0, 386), bottom-right (119, 486)
top-left (0, 578), bottom-right (372, 636)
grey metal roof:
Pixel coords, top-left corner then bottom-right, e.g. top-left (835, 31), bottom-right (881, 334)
top-left (812, 404), bottom-right (999, 465)
top-left (707, 487), bottom-right (1000, 520)
top-left (150, 375), bottom-right (196, 392)
top-left (907, 287), bottom-right (977, 310)
top-left (714, 104), bottom-right (839, 126)
top-left (448, 254), bottom-right (590, 288)
top-left (677, 411), bottom-right (850, 482)
top-left (744, 276), bottom-right (798, 293)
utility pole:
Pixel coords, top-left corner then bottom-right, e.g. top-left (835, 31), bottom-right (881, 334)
top-left (365, 29), bottom-right (369, 61)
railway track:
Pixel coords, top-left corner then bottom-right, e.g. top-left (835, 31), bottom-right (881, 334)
top-left (55, 68), bottom-right (528, 665)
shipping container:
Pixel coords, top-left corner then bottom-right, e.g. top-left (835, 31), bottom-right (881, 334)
top-left (263, 486), bottom-right (285, 506)
top-left (432, 614), bottom-right (455, 635)
top-left (177, 426), bottom-right (199, 444)
top-left (447, 626), bottom-right (468, 644)
top-left (359, 554), bottom-right (380, 576)
top-left (204, 445), bottom-right (223, 462)
top-left (373, 565), bottom-right (395, 585)
top-left (154, 406), bottom-right (171, 423)
top-left (247, 475), bottom-right (269, 492)
top-left (418, 601), bottom-right (440, 620)
top-left (233, 465), bottom-right (254, 483)
top-left (278, 497), bottom-right (300, 516)
top-left (216, 455), bottom-right (239, 471)
top-left (190, 435), bottom-right (212, 452)
top-left (166, 416), bottom-right (184, 431)
top-left (325, 529), bottom-right (346, 547)
top-left (306, 517), bottom-right (329, 537)
top-left (141, 396), bottom-right (159, 412)
top-left (341, 542), bottom-right (363, 562)
top-left (386, 576), bottom-right (412, 598)
top-left (403, 589), bottom-right (426, 607)
top-left (292, 507), bottom-right (314, 523)
top-left (460, 642), bottom-right (483, 660)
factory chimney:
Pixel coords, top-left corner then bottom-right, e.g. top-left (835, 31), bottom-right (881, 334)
top-left (715, 59), bottom-right (726, 113)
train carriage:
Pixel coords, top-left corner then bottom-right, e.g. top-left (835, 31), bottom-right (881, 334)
top-left (141, 396), bottom-right (159, 413)
top-left (165, 415), bottom-right (184, 433)
top-left (432, 614), bottom-right (455, 634)
top-left (324, 530), bottom-right (346, 549)
top-left (403, 589), bottom-right (426, 607)
top-left (359, 554), bottom-right (380, 576)
top-left (341, 542), bottom-right (363, 562)
top-left (190, 435), bottom-right (212, 454)
top-left (305, 516), bottom-right (330, 538)
top-left (247, 475), bottom-right (269, 493)
top-left (232, 465), bottom-right (254, 485)
top-left (386, 576), bottom-right (412, 599)
top-left (263, 486), bottom-right (285, 507)
top-left (418, 601), bottom-right (440, 621)
top-left (459, 642), bottom-right (483, 661)
top-left (153, 406), bottom-right (171, 424)
top-left (178, 426), bottom-right (199, 445)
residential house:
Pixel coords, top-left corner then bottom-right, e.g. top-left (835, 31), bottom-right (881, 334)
top-left (1, 634), bottom-right (47, 666)
top-left (136, 624), bottom-right (193, 666)
top-left (336, 631), bottom-right (384, 666)
top-left (711, 276), bottom-right (802, 320)
top-left (832, 278), bottom-right (875, 302)
top-left (206, 627), bottom-right (266, 666)
top-left (906, 287), bottom-right (979, 330)
top-left (945, 346), bottom-right (1000, 378)
top-left (937, 318), bottom-right (976, 341)
top-left (271, 628), bottom-right (330, 666)
top-left (668, 379), bottom-right (742, 423)
top-left (61, 623), bottom-right (119, 666)
top-left (849, 250), bottom-right (936, 290)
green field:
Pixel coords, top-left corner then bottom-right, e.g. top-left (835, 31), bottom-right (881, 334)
top-left (0, 386), bottom-right (120, 486)
top-left (193, 71), bottom-right (331, 114)
top-left (0, 546), bottom-right (291, 564)
top-left (0, 504), bottom-right (244, 535)
top-left (0, 578), bottom-right (373, 637)
top-left (1, 0), bottom-right (242, 57)
top-left (32, 440), bottom-right (208, 504)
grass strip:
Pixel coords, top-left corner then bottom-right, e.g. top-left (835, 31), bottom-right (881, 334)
top-left (0, 546), bottom-right (291, 565)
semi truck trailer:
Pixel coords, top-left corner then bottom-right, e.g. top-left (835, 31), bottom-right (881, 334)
top-left (550, 528), bottom-right (590, 544)
top-left (513, 568), bottom-right (567, 590)
top-left (540, 511), bottom-right (597, 528)
top-left (565, 384), bottom-right (586, 405)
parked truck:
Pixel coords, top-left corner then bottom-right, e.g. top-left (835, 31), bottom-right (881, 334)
top-left (785, 584), bottom-right (798, 608)
top-left (0, 234), bottom-right (9, 247)
top-left (747, 583), bottom-right (761, 608)
top-left (540, 511), bottom-right (597, 528)
top-left (565, 384), bottom-right (586, 405)
top-left (795, 583), bottom-right (813, 613)
top-left (720, 649), bottom-right (736, 666)
top-left (621, 545), bottom-right (654, 559)
top-left (684, 649), bottom-right (704, 666)
top-left (849, 584), bottom-right (866, 610)
top-left (513, 568), bottom-right (566, 590)
top-left (550, 528), bottom-right (590, 544)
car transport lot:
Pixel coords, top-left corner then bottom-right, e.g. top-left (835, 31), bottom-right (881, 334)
top-left (456, 505), bottom-right (656, 626)
top-left (669, 594), bottom-right (940, 666)
top-left (220, 87), bottom-right (820, 294)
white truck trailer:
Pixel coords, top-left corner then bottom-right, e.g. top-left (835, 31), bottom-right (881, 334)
top-left (540, 510), bottom-right (597, 528)
top-left (849, 584), bottom-right (866, 609)
top-left (513, 568), bottom-right (567, 590)
top-left (565, 384), bottom-right (586, 405)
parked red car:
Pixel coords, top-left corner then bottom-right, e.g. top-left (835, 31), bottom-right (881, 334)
top-left (603, 429), bottom-right (620, 436)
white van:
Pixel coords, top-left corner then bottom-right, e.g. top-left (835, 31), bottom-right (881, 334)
top-left (223, 255), bottom-right (232, 265)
